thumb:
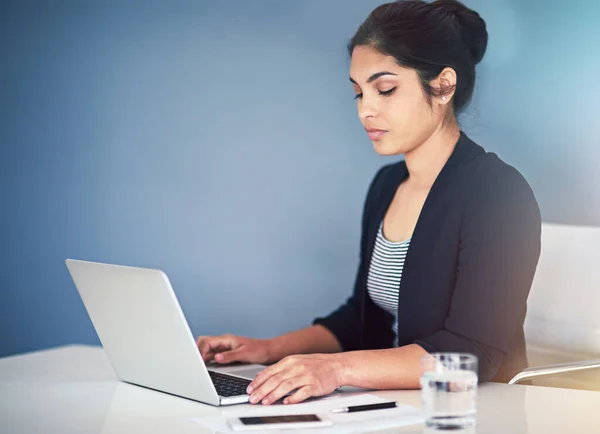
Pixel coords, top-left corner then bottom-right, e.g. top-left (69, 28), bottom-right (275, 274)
top-left (214, 347), bottom-right (248, 364)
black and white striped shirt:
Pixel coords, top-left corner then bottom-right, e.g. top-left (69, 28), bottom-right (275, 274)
top-left (366, 221), bottom-right (411, 347)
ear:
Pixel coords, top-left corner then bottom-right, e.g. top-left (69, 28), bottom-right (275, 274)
top-left (431, 67), bottom-right (457, 105)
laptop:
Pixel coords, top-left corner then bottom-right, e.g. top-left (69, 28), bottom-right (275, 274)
top-left (65, 259), bottom-right (265, 406)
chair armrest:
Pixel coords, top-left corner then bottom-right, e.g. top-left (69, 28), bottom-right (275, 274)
top-left (509, 359), bottom-right (600, 384)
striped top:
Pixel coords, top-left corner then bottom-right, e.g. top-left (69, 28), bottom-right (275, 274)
top-left (366, 221), bottom-right (411, 347)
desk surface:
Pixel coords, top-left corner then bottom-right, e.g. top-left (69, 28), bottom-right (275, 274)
top-left (1, 345), bottom-right (599, 434)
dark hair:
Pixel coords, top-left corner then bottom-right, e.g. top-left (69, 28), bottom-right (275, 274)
top-left (349, 0), bottom-right (488, 115)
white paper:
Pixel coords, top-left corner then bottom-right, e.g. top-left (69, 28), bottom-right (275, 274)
top-left (190, 393), bottom-right (424, 434)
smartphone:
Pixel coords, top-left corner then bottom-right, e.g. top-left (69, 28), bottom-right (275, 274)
top-left (227, 414), bottom-right (333, 431)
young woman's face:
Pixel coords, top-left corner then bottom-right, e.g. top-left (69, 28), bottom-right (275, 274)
top-left (349, 45), bottom-right (442, 156)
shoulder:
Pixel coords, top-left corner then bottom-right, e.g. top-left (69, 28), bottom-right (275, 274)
top-left (456, 143), bottom-right (542, 258)
top-left (463, 152), bottom-right (536, 203)
top-left (458, 144), bottom-right (540, 226)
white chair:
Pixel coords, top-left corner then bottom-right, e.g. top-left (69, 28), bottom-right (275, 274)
top-left (509, 223), bottom-right (600, 389)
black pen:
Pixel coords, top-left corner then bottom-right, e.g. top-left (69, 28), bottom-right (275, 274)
top-left (331, 401), bottom-right (399, 413)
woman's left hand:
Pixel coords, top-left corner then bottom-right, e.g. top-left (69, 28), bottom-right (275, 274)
top-left (247, 353), bottom-right (344, 405)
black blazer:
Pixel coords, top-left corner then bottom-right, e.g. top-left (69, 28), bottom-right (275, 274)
top-left (314, 132), bottom-right (541, 382)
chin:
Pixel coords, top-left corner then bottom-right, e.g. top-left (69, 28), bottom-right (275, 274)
top-left (372, 140), bottom-right (405, 156)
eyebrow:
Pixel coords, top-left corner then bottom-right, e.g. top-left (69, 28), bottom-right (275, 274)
top-left (349, 71), bottom-right (397, 85)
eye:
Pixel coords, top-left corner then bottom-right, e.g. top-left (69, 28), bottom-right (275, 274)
top-left (354, 87), bottom-right (397, 100)
top-left (379, 87), bottom-right (397, 97)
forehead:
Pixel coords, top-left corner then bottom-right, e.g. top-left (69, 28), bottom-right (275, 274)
top-left (349, 45), bottom-right (411, 83)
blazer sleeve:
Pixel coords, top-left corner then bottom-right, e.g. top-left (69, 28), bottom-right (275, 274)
top-left (414, 163), bottom-right (541, 381)
top-left (312, 165), bottom-right (390, 351)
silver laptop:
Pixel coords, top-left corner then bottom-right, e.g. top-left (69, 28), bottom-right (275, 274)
top-left (66, 259), bottom-right (265, 406)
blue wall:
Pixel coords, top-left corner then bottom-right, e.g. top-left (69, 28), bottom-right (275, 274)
top-left (1, 0), bottom-right (599, 357)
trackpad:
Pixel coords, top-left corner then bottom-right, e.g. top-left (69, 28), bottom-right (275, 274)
top-left (209, 364), bottom-right (266, 380)
top-left (228, 366), bottom-right (264, 380)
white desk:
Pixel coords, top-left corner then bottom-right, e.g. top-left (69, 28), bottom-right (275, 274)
top-left (1, 345), bottom-right (599, 434)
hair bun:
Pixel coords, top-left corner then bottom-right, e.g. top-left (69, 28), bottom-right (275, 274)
top-left (434, 0), bottom-right (488, 64)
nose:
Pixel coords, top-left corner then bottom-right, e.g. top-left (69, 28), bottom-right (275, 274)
top-left (358, 94), bottom-right (378, 122)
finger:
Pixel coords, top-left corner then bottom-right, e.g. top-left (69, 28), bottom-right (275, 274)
top-left (214, 348), bottom-right (247, 364)
top-left (196, 337), bottom-right (214, 361)
top-left (198, 335), bottom-right (236, 361)
top-left (248, 367), bottom-right (278, 392)
top-left (249, 372), bottom-right (287, 404)
top-left (196, 336), bottom-right (210, 353)
top-left (261, 375), bottom-right (308, 406)
top-left (249, 357), bottom-right (295, 392)
top-left (283, 385), bottom-right (314, 405)
top-left (197, 337), bottom-right (220, 361)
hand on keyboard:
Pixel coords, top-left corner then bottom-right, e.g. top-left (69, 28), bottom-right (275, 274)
top-left (196, 334), bottom-right (273, 365)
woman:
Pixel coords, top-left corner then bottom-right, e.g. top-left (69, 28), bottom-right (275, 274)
top-left (197, 0), bottom-right (541, 405)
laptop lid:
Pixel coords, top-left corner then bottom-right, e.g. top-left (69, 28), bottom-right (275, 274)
top-left (66, 259), bottom-right (223, 405)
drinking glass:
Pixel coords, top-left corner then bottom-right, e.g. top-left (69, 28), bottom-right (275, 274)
top-left (420, 353), bottom-right (478, 429)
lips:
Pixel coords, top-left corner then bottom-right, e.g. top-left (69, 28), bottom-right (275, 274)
top-left (365, 128), bottom-right (387, 141)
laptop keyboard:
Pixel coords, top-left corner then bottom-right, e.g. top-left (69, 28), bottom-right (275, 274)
top-left (208, 370), bottom-right (252, 397)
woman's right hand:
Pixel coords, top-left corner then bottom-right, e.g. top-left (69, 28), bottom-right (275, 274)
top-left (196, 334), bottom-right (274, 365)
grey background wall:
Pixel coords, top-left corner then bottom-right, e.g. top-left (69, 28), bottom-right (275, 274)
top-left (1, 0), bottom-right (599, 357)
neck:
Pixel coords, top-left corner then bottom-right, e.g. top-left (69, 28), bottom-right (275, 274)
top-left (403, 123), bottom-right (461, 189)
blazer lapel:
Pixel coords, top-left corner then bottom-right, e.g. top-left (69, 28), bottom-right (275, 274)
top-left (358, 131), bottom-right (486, 348)
top-left (395, 132), bottom-right (485, 328)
